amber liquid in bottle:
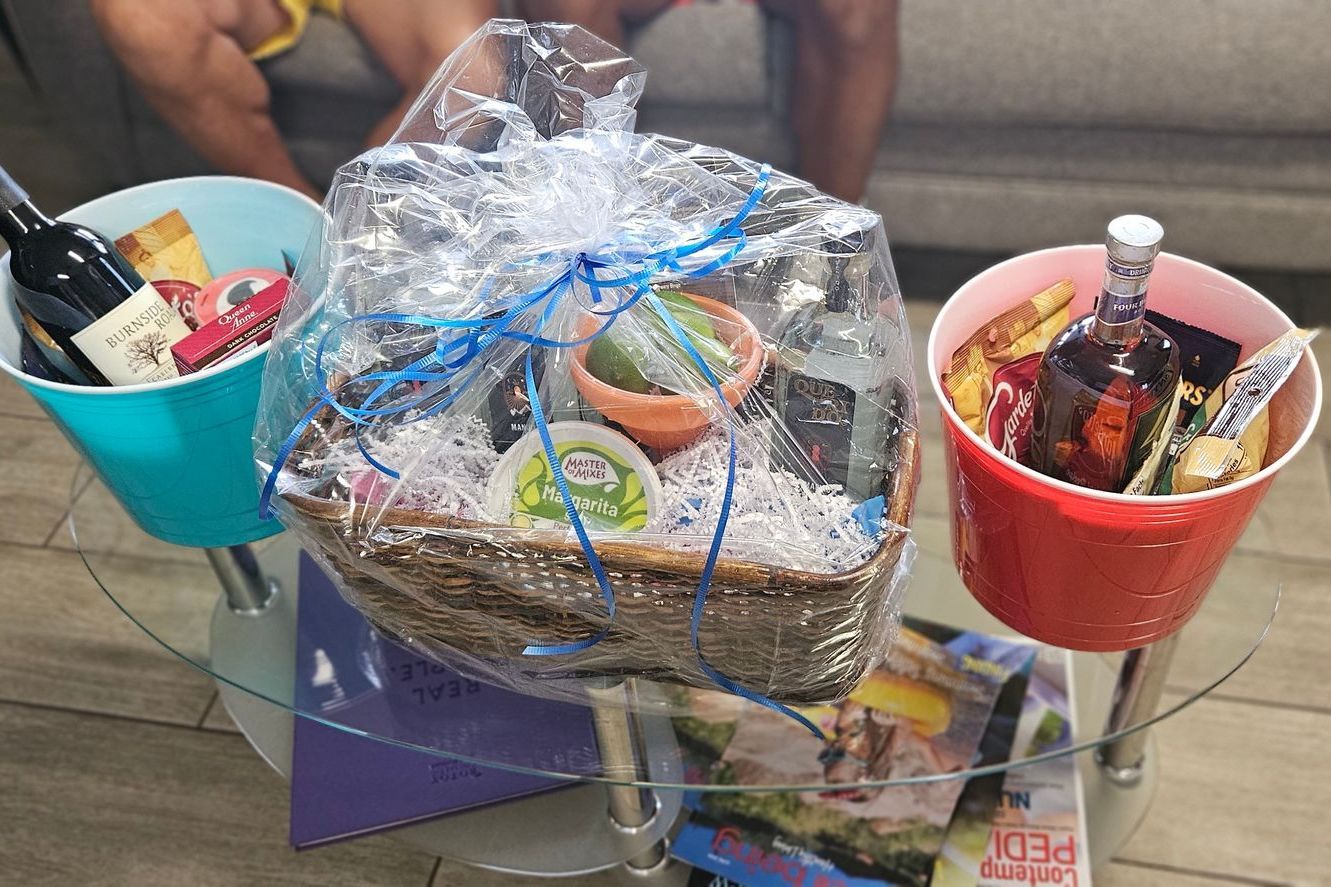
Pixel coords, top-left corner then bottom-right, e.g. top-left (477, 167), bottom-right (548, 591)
top-left (1028, 216), bottom-right (1181, 492)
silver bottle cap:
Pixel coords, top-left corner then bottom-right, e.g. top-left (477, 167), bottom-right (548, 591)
top-left (1106, 215), bottom-right (1164, 267)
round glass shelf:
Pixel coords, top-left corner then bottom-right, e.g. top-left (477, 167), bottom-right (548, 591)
top-left (70, 464), bottom-right (1278, 793)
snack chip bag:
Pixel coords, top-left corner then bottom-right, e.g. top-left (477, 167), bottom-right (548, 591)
top-left (941, 279), bottom-right (1075, 461)
top-left (115, 209), bottom-right (213, 328)
top-left (1145, 310), bottom-right (1240, 431)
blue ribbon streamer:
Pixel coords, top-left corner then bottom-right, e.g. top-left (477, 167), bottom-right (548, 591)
top-left (259, 164), bottom-right (823, 738)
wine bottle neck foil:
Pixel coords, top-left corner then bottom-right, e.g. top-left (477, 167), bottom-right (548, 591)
top-left (0, 164), bottom-right (30, 214)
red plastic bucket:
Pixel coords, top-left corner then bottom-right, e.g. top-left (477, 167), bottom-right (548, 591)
top-left (927, 246), bottom-right (1322, 651)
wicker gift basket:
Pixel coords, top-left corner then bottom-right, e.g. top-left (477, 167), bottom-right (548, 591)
top-left (256, 19), bottom-right (922, 712)
top-left (280, 413), bottom-right (918, 705)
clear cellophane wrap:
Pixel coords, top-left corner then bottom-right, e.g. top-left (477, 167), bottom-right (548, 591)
top-left (255, 20), bottom-right (920, 714)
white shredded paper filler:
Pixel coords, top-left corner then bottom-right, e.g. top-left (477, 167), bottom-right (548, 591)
top-left (651, 420), bottom-right (883, 571)
top-left (309, 415), bottom-right (883, 573)
top-left (301, 414), bottom-right (501, 521)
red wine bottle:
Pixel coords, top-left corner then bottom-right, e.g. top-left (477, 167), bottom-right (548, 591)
top-left (0, 165), bottom-right (191, 385)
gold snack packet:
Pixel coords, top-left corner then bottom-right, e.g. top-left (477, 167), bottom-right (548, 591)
top-left (1166, 328), bottom-right (1317, 494)
top-left (115, 209), bottom-right (212, 289)
top-left (941, 278), bottom-right (1076, 436)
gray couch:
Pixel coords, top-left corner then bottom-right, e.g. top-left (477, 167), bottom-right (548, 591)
top-left (5, 0), bottom-right (1330, 270)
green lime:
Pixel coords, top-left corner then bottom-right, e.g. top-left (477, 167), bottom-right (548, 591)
top-left (584, 292), bottom-right (740, 394)
top-left (586, 333), bottom-right (654, 394)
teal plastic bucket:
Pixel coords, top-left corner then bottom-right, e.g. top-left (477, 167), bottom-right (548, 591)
top-left (0, 177), bottom-right (322, 547)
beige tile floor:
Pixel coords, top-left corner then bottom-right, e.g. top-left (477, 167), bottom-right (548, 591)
top-left (1, 307), bottom-right (1328, 887)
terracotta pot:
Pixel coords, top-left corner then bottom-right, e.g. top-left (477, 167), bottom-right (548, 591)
top-left (570, 292), bottom-right (764, 450)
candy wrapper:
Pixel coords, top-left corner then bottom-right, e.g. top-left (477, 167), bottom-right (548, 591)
top-left (254, 20), bottom-right (919, 718)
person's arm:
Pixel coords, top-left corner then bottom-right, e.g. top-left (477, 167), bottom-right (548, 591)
top-left (89, 0), bottom-right (320, 198)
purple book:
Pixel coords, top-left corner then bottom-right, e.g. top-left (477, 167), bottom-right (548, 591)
top-left (289, 552), bottom-right (600, 848)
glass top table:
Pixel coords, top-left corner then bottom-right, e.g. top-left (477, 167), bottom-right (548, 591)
top-left (67, 463), bottom-right (1272, 788)
top-left (68, 463), bottom-right (1280, 876)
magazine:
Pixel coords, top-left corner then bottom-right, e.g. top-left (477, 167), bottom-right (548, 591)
top-left (287, 552), bottom-right (598, 847)
top-left (977, 648), bottom-right (1091, 887)
top-left (671, 619), bottom-right (1035, 887)
top-left (930, 647), bottom-right (1037, 886)
top-left (687, 870), bottom-right (745, 887)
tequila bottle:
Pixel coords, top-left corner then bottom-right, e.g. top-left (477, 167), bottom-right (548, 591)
top-left (775, 237), bottom-right (898, 501)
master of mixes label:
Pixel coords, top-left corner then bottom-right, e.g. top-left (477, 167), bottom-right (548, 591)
top-left (507, 439), bottom-right (653, 532)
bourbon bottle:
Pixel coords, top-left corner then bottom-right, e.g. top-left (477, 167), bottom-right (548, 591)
top-left (1027, 216), bottom-right (1181, 492)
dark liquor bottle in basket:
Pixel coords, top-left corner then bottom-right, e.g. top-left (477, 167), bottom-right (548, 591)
top-left (1028, 215), bottom-right (1181, 492)
top-left (775, 235), bottom-right (896, 501)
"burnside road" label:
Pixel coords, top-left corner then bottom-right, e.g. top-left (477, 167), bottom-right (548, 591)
top-left (71, 282), bottom-right (192, 385)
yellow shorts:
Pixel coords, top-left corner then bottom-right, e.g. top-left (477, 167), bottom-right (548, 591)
top-left (248, 0), bottom-right (344, 61)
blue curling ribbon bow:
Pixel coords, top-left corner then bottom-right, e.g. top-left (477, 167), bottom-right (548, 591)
top-left (259, 164), bottom-right (823, 738)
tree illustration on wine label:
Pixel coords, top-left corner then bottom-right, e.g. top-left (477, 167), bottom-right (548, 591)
top-left (125, 331), bottom-right (171, 372)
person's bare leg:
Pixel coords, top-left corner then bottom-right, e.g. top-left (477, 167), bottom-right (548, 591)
top-left (766, 0), bottom-right (900, 202)
top-left (344, 0), bottom-right (499, 149)
top-left (89, 0), bottom-right (321, 198)
top-left (518, 0), bottom-right (672, 49)
top-left (521, 0), bottom-right (626, 47)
